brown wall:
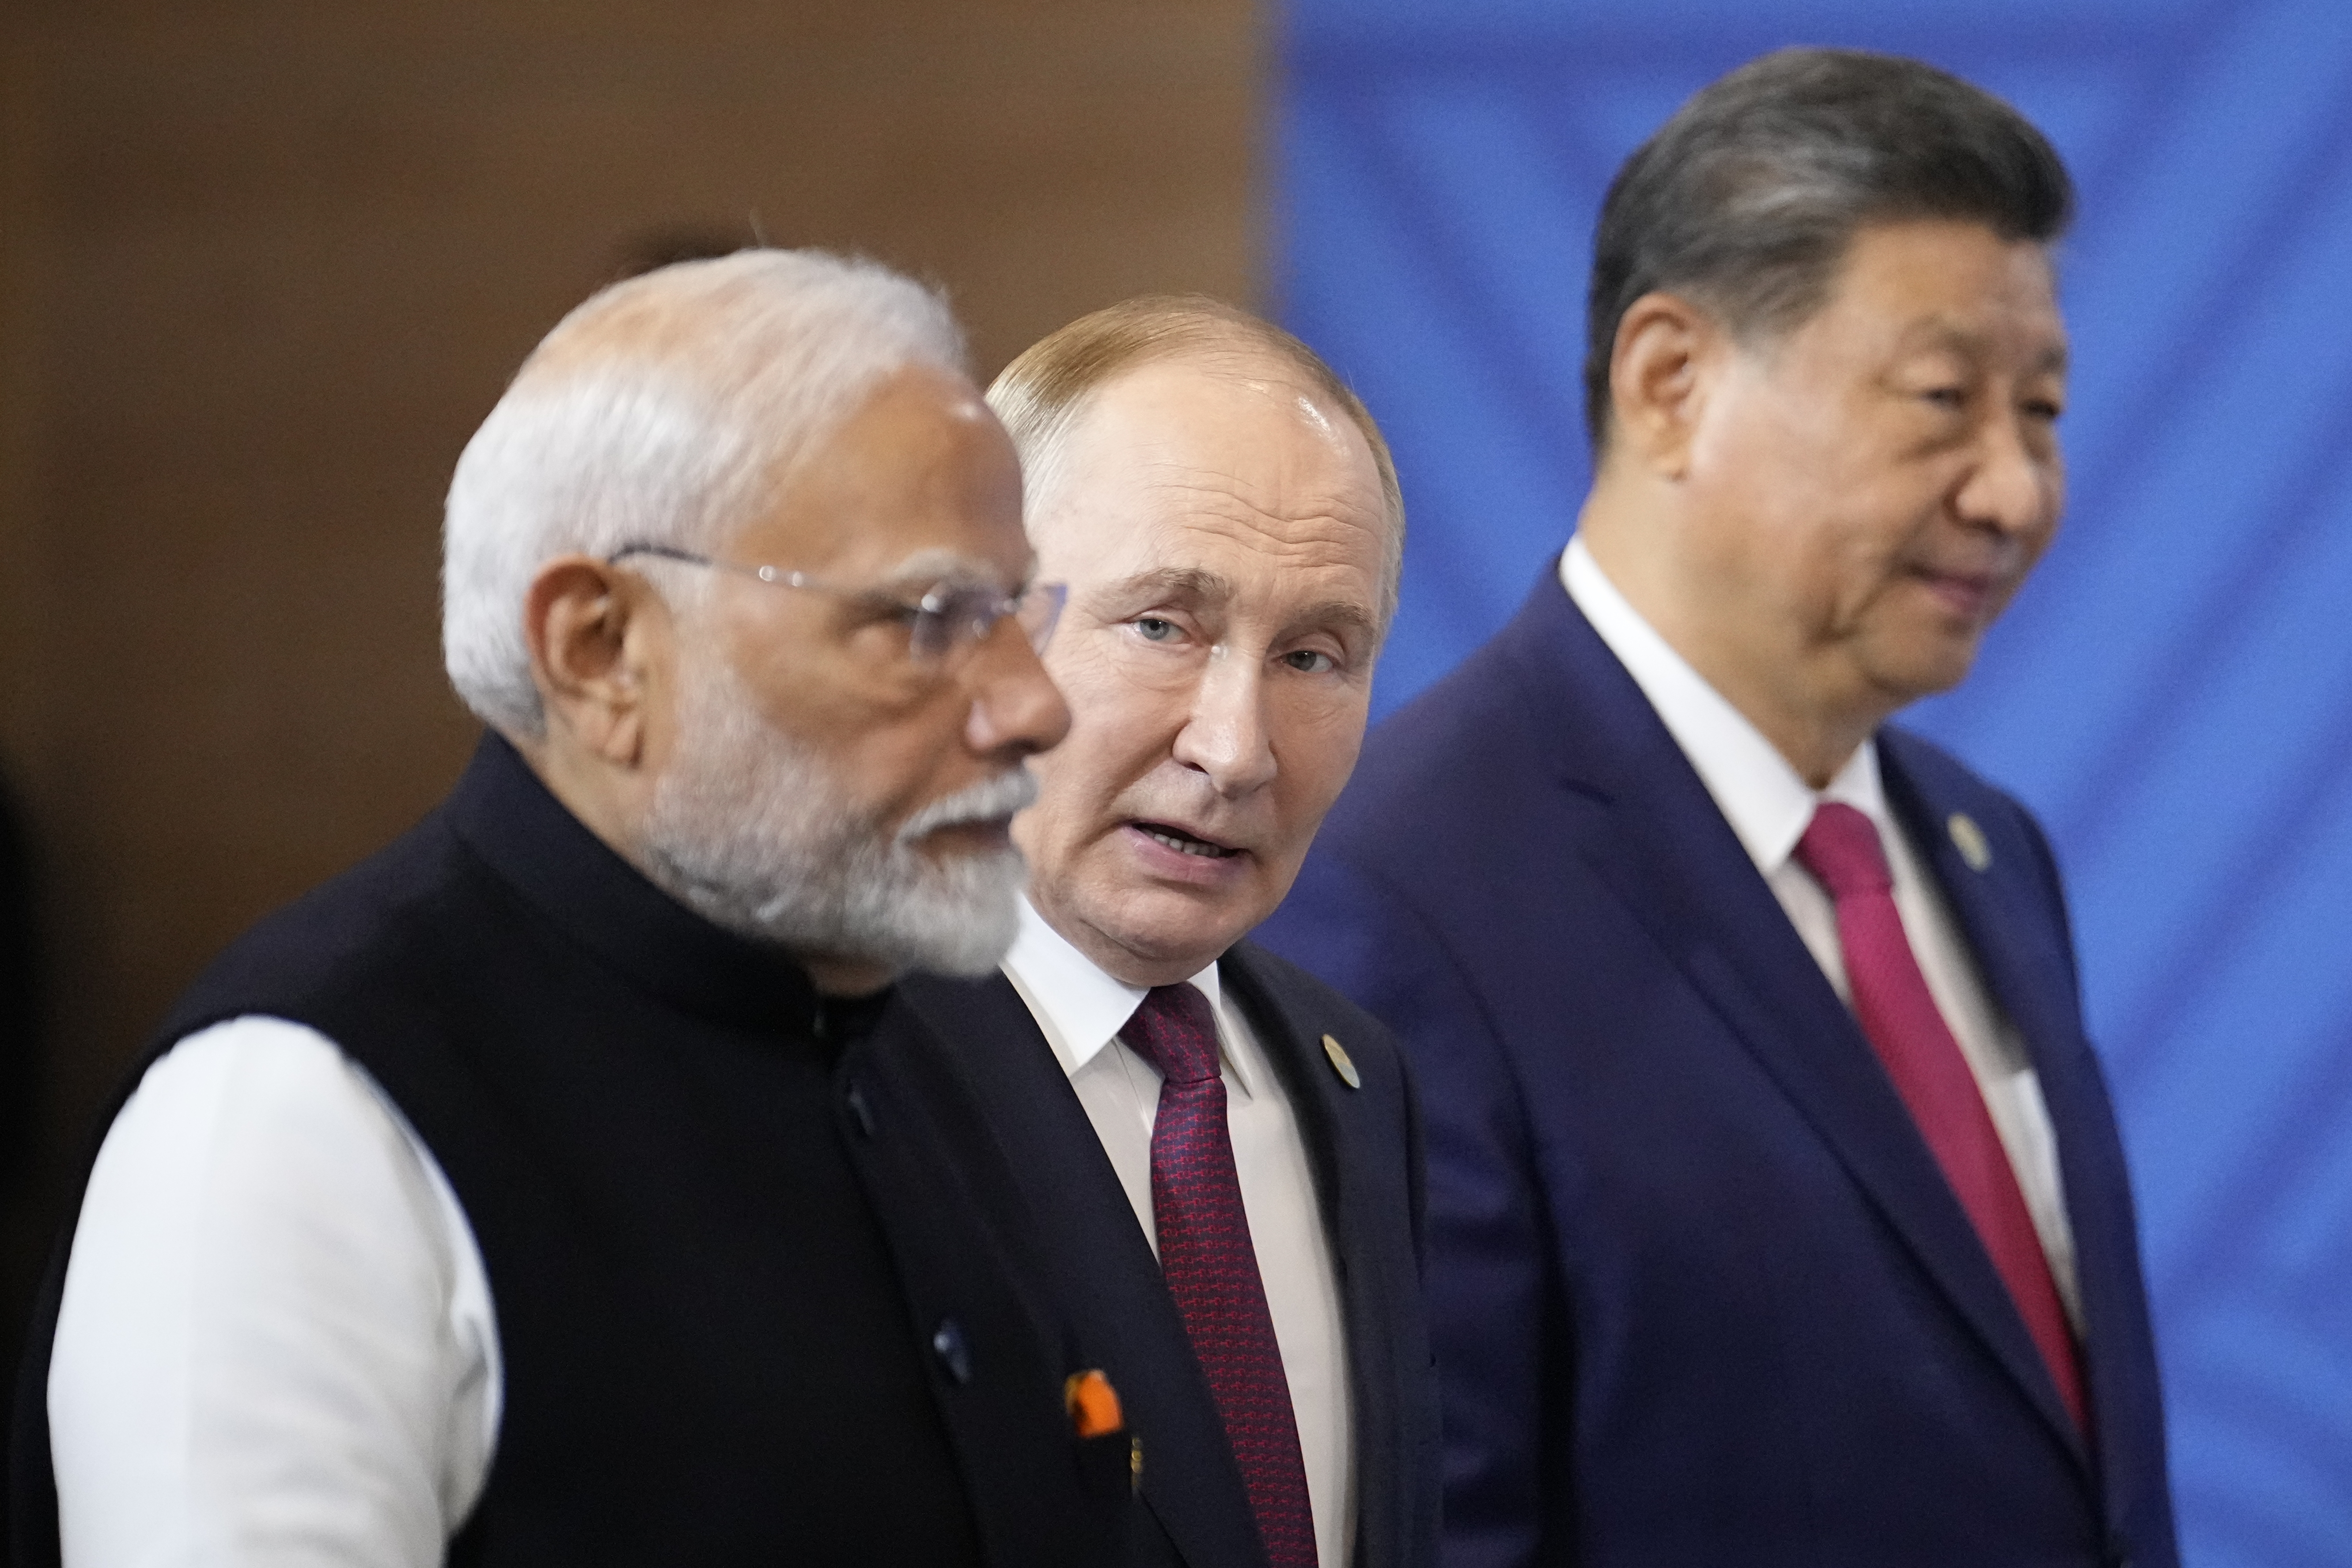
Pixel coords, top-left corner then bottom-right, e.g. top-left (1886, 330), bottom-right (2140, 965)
top-left (0, 0), bottom-right (1260, 1349)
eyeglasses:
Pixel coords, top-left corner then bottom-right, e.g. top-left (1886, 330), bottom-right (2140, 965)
top-left (609, 542), bottom-right (1066, 663)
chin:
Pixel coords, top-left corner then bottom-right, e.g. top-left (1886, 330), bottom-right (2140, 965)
top-left (1882, 659), bottom-right (1977, 709)
top-left (1097, 891), bottom-right (1258, 980)
top-left (1870, 625), bottom-right (1989, 699)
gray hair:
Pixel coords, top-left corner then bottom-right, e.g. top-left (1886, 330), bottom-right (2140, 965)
top-left (442, 248), bottom-right (967, 735)
top-left (1585, 47), bottom-right (2073, 452)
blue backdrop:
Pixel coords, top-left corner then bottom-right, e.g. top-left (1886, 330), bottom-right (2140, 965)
top-left (1277, 2), bottom-right (2352, 1561)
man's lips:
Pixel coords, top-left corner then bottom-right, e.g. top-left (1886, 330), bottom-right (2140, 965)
top-left (1912, 564), bottom-right (2005, 619)
top-left (1128, 819), bottom-right (1244, 861)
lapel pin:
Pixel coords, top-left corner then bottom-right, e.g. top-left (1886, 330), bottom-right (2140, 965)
top-left (1948, 812), bottom-right (1992, 873)
top-left (1322, 1033), bottom-right (1362, 1090)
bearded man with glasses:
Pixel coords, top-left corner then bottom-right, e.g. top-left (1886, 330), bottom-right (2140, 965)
top-left (15, 250), bottom-right (1135, 1568)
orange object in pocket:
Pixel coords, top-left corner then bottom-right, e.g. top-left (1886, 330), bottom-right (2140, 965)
top-left (1064, 1369), bottom-right (1124, 1438)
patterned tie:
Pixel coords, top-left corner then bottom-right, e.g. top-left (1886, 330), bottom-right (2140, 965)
top-left (1121, 984), bottom-right (1318, 1568)
top-left (1795, 801), bottom-right (2087, 1432)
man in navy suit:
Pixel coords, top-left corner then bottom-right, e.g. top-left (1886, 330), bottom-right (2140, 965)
top-left (904, 297), bottom-right (1439, 1568)
top-left (1258, 49), bottom-right (2178, 1568)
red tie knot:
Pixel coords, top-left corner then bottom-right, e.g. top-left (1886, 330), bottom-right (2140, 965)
top-left (1795, 801), bottom-right (1895, 901)
top-left (1121, 984), bottom-right (1223, 1086)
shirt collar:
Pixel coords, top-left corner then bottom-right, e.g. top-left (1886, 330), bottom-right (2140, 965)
top-left (1560, 535), bottom-right (1887, 875)
top-left (1000, 898), bottom-right (1249, 1091)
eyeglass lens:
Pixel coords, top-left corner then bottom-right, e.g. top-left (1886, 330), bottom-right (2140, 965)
top-left (908, 583), bottom-right (1063, 661)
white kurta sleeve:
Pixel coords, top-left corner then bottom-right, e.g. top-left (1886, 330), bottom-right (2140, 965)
top-left (47, 1015), bottom-right (500, 1568)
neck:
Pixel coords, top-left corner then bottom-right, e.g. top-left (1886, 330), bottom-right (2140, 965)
top-left (1033, 890), bottom-right (1219, 991)
top-left (1578, 491), bottom-right (1887, 792)
top-left (511, 727), bottom-right (652, 867)
top-left (798, 954), bottom-right (897, 997)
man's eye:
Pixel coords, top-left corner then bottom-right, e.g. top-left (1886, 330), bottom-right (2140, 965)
top-left (1284, 649), bottom-right (1338, 674)
top-left (1134, 616), bottom-right (1180, 643)
top-left (1921, 386), bottom-right (1968, 410)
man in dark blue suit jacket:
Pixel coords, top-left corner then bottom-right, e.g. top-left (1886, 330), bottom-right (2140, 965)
top-left (906, 297), bottom-right (1439, 1568)
top-left (1260, 50), bottom-right (2177, 1568)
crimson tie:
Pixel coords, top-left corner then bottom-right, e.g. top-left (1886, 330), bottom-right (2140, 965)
top-left (1121, 984), bottom-right (1317, 1568)
top-left (1795, 802), bottom-right (2087, 1431)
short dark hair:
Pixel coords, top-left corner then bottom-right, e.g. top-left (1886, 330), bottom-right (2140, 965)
top-left (1584, 47), bottom-right (2074, 451)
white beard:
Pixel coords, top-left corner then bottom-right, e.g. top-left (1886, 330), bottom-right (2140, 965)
top-left (639, 657), bottom-right (1034, 977)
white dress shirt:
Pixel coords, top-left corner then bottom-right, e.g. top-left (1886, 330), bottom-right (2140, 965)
top-left (1001, 899), bottom-right (1356, 1568)
top-left (1561, 537), bottom-right (2081, 1322)
top-left (47, 1016), bottom-right (500, 1568)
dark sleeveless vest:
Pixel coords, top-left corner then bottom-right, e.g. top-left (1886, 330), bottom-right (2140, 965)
top-left (12, 735), bottom-right (1130, 1566)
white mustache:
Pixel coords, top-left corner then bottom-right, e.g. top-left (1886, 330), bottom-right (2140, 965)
top-left (895, 767), bottom-right (1039, 844)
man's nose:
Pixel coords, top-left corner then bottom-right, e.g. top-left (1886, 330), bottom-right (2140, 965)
top-left (1171, 653), bottom-right (1278, 798)
top-left (1957, 409), bottom-right (2061, 538)
top-left (963, 621), bottom-right (1071, 758)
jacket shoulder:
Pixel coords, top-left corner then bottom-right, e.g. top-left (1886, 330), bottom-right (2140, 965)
top-left (1349, 596), bottom-right (1564, 805)
top-left (1879, 725), bottom-right (2033, 819)
top-left (1227, 941), bottom-right (1407, 1075)
top-left (161, 811), bottom-right (482, 1042)
top-left (1325, 569), bottom-right (1622, 894)
top-left (1231, 939), bottom-right (1377, 1019)
top-left (1879, 727), bottom-right (2067, 888)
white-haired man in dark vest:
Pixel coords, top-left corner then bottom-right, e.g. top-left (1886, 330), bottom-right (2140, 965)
top-left (15, 250), bottom-right (1136, 1568)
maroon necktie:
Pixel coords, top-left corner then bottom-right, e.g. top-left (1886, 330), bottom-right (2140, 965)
top-left (1121, 984), bottom-right (1317, 1568)
top-left (1795, 802), bottom-right (2088, 1432)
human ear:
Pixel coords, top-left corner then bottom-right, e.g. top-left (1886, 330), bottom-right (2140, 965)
top-left (522, 556), bottom-right (669, 767)
top-left (1608, 292), bottom-right (1721, 481)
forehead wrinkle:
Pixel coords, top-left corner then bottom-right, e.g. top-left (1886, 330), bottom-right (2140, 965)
top-left (1892, 316), bottom-right (2069, 377)
top-left (1156, 496), bottom-right (1386, 577)
top-left (1138, 464), bottom-right (1386, 561)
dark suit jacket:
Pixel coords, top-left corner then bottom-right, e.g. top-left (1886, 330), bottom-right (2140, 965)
top-left (12, 735), bottom-right (1130, 1568)
top-left (902, 942), bottom-right (1442, 1568)
top-left (1255, 571), bottom-right (2178, 1568)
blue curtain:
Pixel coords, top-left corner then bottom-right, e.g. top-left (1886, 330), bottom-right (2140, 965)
top-left (1277, 3), bottom-right (2352, 1561)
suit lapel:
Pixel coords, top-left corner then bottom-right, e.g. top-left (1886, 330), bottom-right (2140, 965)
top-left (1220, 947), bottom-right (1406, 1568)
top-left (1879, 737), bottom-right (2124, 1463)
top-left (901, 973), bottom-right (1271, 1568)
top-left (1515, 582), bottom-right (2089, 1469)
top-left (1877, 737), bottom-right (2081, 1106)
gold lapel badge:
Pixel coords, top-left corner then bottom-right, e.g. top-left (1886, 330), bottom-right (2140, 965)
top-left (1322, 1034), bottom-right (1362, 1090)
top-left (1948, 811), bottom-right (1992, 873)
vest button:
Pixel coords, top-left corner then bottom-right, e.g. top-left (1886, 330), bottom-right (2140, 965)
top-left (844, 1082), bottom-right (877, 1138)
top-left (932, 1318), bottom-right (973, 1385)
